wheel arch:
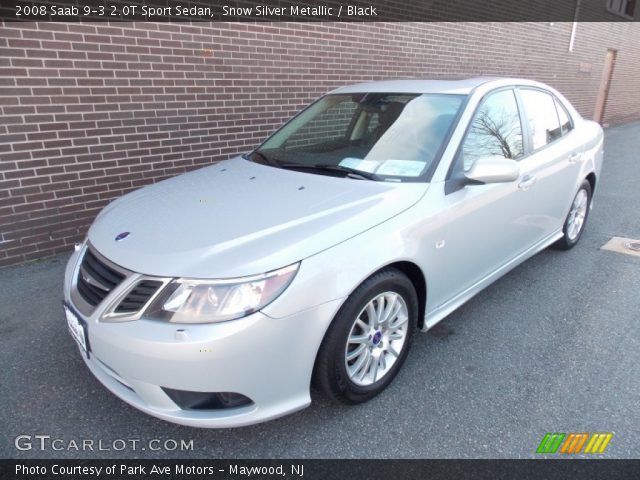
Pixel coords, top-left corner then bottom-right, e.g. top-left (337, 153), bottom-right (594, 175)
top-left (311, 259), bottom-right (426, 402)
top-left (371, 260), bottom-right (427, 330)
top-left (585, 171), bottom-right (596, 195)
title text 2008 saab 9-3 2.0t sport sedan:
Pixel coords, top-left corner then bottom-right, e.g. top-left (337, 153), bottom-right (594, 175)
top-left (63, 77), bottom-right (603, 427)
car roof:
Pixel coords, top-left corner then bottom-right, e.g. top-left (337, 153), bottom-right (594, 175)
top-left (330, 77), bottom-right (538, 95)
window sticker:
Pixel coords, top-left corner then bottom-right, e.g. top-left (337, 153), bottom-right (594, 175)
top-left (339, 158), bottom-right (424, 177)
top-left (339, 157), bottom-right (378, 173)
top-left (375, 160), bottom-right (424, 177)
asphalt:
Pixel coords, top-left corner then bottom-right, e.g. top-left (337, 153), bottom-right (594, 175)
top-left (1, 121), bottom-right (639, 459)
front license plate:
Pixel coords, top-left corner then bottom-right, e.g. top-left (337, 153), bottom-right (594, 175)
top-left (64, 304), bottom-right (88, 357)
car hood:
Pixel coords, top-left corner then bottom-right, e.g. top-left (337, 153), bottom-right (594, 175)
top-left (89, 157), bottom-right (427, 278)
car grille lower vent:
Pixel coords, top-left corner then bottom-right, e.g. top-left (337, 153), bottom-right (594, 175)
top-left (115, 280), bottom-right (163, 314)
top-left (76, 249), bottom-right (126, 307)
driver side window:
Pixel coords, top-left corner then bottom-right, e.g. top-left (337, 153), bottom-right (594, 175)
top-left (461, 89), bottom-right (524, 171)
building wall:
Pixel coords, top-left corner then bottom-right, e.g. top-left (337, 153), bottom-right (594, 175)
top-left (1, 21), bottom-right (639, 267)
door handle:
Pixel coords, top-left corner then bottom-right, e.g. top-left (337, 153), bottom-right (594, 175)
top-left (518, 175), bottom-right (536, 191)
top-left (568, 152), bottom-right (582, 163)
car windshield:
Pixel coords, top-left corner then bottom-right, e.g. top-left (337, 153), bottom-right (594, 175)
top-left (247, 92), bottom-right (465, 181)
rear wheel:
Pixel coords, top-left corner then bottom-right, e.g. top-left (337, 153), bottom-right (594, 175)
top-left (553, 179), bottom-right (592, 250)
top-left (313, 269), bottom-right (418, 404)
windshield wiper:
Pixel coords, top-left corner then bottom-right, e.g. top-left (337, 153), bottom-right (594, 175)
top-left (279, 163), bottom-right (378, 181)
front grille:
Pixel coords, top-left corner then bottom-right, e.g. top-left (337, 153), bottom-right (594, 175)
top-left (76, 248), bottom-right (126, 307)
top-left (115, 280), bottom-right (163, 313)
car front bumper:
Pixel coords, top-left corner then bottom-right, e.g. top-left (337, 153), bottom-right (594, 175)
top-left (63, 246), bottom-right (343, 428)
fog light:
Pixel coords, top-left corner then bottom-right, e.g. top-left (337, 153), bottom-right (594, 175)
top-left (161, 388), bottom-right (253, 410)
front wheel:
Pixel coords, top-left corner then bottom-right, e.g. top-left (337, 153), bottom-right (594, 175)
top-left (553, 179), bottom-right (592, 250)
top-left (312, 269), bottom-right (419, 404)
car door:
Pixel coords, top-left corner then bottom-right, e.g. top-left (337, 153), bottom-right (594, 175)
top-left (435, 88), bottom-right (543, 304)
top-left (517, 88), bottom-right (585, 237)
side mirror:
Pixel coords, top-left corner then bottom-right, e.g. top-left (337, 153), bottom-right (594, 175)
top-left (464, 156), bottom-right (520, 185)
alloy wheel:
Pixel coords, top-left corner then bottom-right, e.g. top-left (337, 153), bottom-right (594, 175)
top-left (567, 188), bottom-right (589, 241)
top-left (344, 292), bottom-right (409, 387)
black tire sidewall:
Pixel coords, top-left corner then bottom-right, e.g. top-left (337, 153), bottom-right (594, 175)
top-left (563, 180), bottom-right (592, 248)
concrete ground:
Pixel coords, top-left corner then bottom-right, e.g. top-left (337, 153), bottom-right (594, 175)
top-left (1, 122), bottom-right (639, 459)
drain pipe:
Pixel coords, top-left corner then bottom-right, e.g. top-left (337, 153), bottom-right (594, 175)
top-left (569, 0), bottom-right (581, 52)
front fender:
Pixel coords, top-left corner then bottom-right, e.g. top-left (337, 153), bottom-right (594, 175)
top-left (261, 197), bottom-right (439, 321)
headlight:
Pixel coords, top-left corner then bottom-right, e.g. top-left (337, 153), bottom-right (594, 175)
top-left (143, 263), bottom-right (299, 324)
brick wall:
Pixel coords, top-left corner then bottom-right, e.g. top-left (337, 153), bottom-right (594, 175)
top-left (284, 99), bottom-right (358, 148)
top-left (1, 21), bottom-right (640, 267)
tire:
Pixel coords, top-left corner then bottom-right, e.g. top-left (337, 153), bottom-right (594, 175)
top-left (312, 268), bottom-right (419, 404)
top-left (553, 179), bottom-right (592, 250)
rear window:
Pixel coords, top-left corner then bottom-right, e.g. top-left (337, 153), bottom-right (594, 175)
top-left (520, 89), bottom-right (562, 150)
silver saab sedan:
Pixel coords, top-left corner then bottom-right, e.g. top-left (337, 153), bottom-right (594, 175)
top-left (63, 77), bottom-right (603, 427)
